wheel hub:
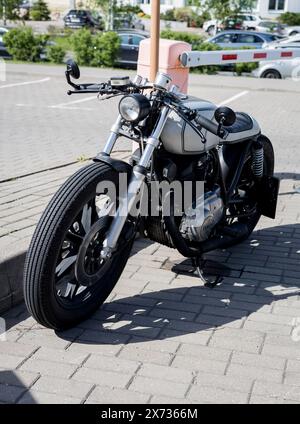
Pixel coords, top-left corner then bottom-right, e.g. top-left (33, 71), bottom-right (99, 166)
top-left (75, 217), bottom-right (111, 287)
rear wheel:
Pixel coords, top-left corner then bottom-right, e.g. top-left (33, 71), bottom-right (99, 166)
top-left (261, 69), bottom-right (281, 79)
top-left (23, 163), bottom-right (135, 330)
top-left (226, 136), bottom-right (275, 245)
top-left (290, 31), bottom-right (299, 36)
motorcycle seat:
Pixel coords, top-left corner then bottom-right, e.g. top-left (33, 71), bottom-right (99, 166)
top-left (225, 112), bottom-right (253, 134)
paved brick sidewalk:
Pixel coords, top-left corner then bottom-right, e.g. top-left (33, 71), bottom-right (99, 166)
top-left (0, 155), bottom-right (300, 404)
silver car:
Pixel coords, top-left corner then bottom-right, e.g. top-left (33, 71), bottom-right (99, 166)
top-left (207, 30), bottom-right (282, 49)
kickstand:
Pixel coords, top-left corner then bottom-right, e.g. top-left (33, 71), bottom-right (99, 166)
top-left (192, 256), bottom-right (223, 289)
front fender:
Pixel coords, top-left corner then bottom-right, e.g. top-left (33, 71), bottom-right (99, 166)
top-left (93, 153), bottom-right (133, 174)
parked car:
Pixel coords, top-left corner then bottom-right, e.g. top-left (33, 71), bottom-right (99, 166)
top-left (0, 26), bottom-right (9, 43)
top-left (207, 30), bottom-right (283, 49)
top-left (256, 20), bottom-right (286, 35)
top-left (254, 56), bottom-right (300, 79)
top-left (64, 9), bottom-right (104, 30)
top-left (218, 17), bottom-right (244, 32)
top-left (0, 27), bottom-right (11, 59)
top-left (203, 14), bottom-right (262, 36)
top-left (264, 33), bottom-right (300, 48)
top-left (283, 26), bottom-right (300, 37)
top-left (115, 30), bottom-right (148, 69)
top-left (114, 13), bottom-right (145, 31)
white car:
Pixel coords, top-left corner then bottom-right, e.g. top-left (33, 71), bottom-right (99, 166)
top-left (254, 41), bottom-right (300, 79)
top-left (0, 27), bottom-right (8, 43)
top-left (284, 26), bottom-right (300, 37)
top-left (263, 33), bottom-right (300, 48)
top-left (203, 14), bottom-right (261, 35)
top-left (254, 57), bottom-right (300, 79)
top-left (255, 20), bottom-right (286, 35)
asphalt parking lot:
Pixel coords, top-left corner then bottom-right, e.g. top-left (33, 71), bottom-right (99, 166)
top-left (1, 63), bottom-right (300, 181)
top-left (0, 63), bottom-right (300, 404)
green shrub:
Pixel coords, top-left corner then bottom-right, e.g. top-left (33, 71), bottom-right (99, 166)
top-left (279, 12), bottom-right (300, 26)
top-left (92, 31), bottom-right (120, 67)
top-left (71, 29), bottom-right (120, 67)
top-left (47, 44), bottom-right (65, 63)
top-left (161, 29), bottom-right (205, 48)
top-left (71, 28), bottom-right (95, 66)
top-left (3, 27), bottom-right (48, 61)
top-left (30, 0), bottom-right (51, 21)
top-left (160, 8), bottom-right (176, 22)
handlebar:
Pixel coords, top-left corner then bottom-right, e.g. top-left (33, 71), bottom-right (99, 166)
top-left (194, 113), bottom-right (227, 139)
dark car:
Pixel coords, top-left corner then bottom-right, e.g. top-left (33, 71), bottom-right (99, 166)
top-left (116, 30), bottom-right (149, 68)
top-left (64, 10), bottom-right (104, 30)
top-left (218, 17), bottom-right (244, 32)
top-left (0, 27), bottom-right (11, 59)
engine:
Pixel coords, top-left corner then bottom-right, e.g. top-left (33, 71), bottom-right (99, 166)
top-left (180, 186), bottom-right (224, 243)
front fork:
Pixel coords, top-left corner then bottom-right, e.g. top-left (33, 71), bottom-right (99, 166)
top-left (100, 106), bottom-right (170, 259)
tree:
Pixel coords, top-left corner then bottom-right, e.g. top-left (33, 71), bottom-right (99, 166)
top-left (93, 0), bottom-right (116, 30)
top-left (30, 0), bottom-right (51, 21)
top-left (0, 0), bottom-right (24, 24)
top-left (205, 0), bottom-right (256, 20)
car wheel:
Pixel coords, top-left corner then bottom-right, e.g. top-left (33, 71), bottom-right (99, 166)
top-left (261, 70), bottom-right (282, 79)
top-left (207, 25), bottom-right (215, 36)
top-left (290, 31), bottom-right (299, 36)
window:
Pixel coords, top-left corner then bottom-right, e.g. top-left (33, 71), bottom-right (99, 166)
top-left (237, 34), bottom-right (262, 44)
top-left (214, 34), bottom-right (234, 44)
top-left (131, 35), bottom-right (144, 46)
top-left (269, 0), bottom-right (285, 11)
top-left (119, 35), bottom-right (130, 45)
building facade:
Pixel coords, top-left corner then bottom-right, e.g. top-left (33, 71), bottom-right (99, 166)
top-left (125, 1), bottom-right (300, 18)
top-left (255, 0), bottom-right (300, 18)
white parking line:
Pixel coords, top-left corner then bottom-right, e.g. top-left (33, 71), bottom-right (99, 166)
top-left (16, 103), bottom-right (94, 111)
top-left (218, 90), bottom-right (249, 106)
top-left (50, 96), bottom-right (96, 109)
top-left (0, 77), bottom-right (51, 89)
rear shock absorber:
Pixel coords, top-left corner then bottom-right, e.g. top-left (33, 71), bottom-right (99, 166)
top-left (252, 140), bottom-right (264, 178)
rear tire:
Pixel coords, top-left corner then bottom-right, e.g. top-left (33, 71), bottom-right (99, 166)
top-left (23, 162), bottom-right (134, 330)
top-left (225, 136), bottom-right (275, 246)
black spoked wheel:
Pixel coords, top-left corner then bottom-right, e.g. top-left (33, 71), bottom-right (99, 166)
top-left (226, 136), bottom-right (275, 245)
top-left (24, 162), bottom-right (135, 330)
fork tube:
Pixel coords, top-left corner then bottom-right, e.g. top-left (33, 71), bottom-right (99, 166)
top-left (102, 115), bottom-right (122, 155)
top-left (101, 106), bottom-right (169, 257)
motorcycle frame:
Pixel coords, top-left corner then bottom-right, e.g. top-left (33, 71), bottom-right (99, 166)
top-left (96, 105), bottom-right (258, 260)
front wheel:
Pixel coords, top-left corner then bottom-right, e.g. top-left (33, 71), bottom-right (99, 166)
top-left (23, 163), bottom-right (135, 330)
top-left (261, 69), bottom-right (282, 79)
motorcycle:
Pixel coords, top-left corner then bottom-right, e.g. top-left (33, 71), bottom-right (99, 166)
top-left (23, 60), bottom-right (279, 330)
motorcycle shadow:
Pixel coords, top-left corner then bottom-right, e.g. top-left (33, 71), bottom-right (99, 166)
top-left (56, 222), bottom-right (300, 345)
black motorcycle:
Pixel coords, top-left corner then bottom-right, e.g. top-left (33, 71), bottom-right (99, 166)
top-left (23, 61), bottom-right (279, 330)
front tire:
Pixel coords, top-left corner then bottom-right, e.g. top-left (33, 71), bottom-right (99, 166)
top-left (23, 163), bottom-right (134, 330)
top-left (261, 69), bottom-right (281, 79)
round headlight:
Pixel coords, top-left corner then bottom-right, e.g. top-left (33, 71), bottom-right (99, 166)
top-left (119, 94), bottom-right (150, 123)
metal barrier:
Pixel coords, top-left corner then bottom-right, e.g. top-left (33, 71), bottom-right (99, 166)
top-left (180, 48), bottom-right (300, 68)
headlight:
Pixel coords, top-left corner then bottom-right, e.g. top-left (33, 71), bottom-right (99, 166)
top-left (119, 94), bottom-right (150, 123)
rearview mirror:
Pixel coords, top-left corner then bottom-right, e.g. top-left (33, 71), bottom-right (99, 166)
top-left (214, 107), bottom-right (236, 127)
top-left (66, 59), bottom-right (80, 80)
